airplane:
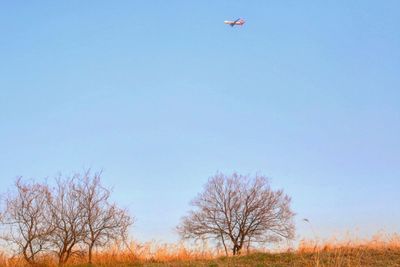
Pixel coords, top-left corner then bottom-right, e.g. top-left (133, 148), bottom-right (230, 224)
top-left (224, 18), bottom-right (246, 27)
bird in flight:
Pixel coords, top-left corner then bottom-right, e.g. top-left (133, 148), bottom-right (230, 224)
top-left (224, 18), bottom-right (246, 27)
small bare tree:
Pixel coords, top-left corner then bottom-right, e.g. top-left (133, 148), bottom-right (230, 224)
top-left (75, 171), bottom-right (133, 264)
top-left (178, 173), bottom-right (295, 255)
top-left (0, 178), bottom-right (53, 265)
top-left (48, 176), bottom-right (86, 266)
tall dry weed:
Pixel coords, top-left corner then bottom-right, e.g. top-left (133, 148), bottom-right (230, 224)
top-left (0, 233), bottom-right (399, 266)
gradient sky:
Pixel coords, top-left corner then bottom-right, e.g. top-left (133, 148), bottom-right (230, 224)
top-left (1, 1), bottom-right (399, 244)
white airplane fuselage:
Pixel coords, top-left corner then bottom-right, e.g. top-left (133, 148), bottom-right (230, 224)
top-left (224, 20), bottom-right (245, 26)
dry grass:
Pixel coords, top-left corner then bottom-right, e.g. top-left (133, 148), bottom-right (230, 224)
top-left (1, 233), bottom-right (400, 266)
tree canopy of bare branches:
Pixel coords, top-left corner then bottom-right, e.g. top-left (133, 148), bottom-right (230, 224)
top-left (178, 173), bottom-right (295, 255)
top-left (0, 178), bottom-right (53, 265)
top-left (0, 171), bottom-right (133, 266)
top-left (49, 176), bottom-right (87, 266)
top-left (75, 171), bottom-right (133, 264)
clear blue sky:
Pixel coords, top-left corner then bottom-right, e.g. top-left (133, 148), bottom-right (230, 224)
top-left (1, 1), bottom-right (399, 243)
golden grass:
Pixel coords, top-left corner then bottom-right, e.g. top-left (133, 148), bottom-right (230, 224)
top-left (1, 233), bottom-right (400, 266)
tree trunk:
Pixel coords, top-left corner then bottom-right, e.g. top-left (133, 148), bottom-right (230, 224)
top-left (58, 252), bottom-right (68, 267)
top-left (220, 234), bottom-right (228, 256)
top-left (232, 244), bottom-right (242, 255)
top-left (233, 244), bottom-right (242, 255)
top-left (246, 237), bottom-right (251, 255)
top-left (88, 244), bottom-right (94, 264)
top-left (58, 258), bottom-right (64, 267)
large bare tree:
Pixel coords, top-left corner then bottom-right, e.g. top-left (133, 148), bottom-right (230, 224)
top-left (0, 178), bottom-right (53, 265)
top-left (48, 176), bottom-right (86, 266)
top-left (75, 171), bottom-right (133, 264)
top-left (178, 173), bottom-right (295, 255)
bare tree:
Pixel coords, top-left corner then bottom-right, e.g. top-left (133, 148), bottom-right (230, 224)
top-left (0, 172), bottom-right (134, 266)
top-left (48, 176), bottom-right (86, 266)
top-left (75, 171), bottom-right (133, 264)
top-left (0, 178), bottom-right (53, 265)
top-left (178, 173), bottom-right (295, 255)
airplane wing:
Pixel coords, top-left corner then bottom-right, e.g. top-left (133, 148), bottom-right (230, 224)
top-left (232, 18), bottom-right (241, 26)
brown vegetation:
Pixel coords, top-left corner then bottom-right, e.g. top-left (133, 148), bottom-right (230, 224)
top-left (0, 234), bottom-right (399, 266)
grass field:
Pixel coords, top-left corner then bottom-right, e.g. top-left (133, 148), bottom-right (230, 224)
top-left (2, 234), bottom-right (400, 267)
top-left (49, 249), bottom-right (400, 267)
top-left (127, 250), bottom-right (400, 267)
top-left (2, 250), bottom-right (400, 267)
